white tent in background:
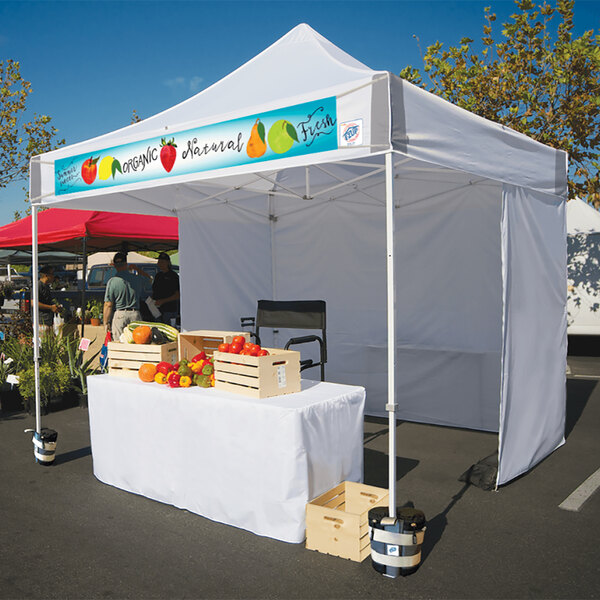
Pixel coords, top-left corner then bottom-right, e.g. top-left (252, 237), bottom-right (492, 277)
top-left (567, 198), bottom-right (600, 334)
top-left (567, 197), bottom-right (600, 234)
top-left (29, 24), bottom-right (567, 489)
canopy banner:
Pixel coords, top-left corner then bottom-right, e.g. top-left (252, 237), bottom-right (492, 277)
top-left (54, 97), bottom-right (338, 195)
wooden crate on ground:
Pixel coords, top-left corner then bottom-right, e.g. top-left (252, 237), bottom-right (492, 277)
top-left (306, 481), bottom-right (389, 562)
top-left (213, 348), bottom-right (300, 399)
top-left (178, 330), bottom-right (249, 362)
top-left (107, 341), bottom-right (178, 378)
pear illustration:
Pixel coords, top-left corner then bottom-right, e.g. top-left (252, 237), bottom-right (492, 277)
top-left (267, 119), bottom-right (298, 154)
top-left (246, 119), bottom-right (267, 158)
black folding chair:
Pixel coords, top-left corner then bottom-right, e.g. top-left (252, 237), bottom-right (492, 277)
top-left (241, 300), bottom-right (327, 381)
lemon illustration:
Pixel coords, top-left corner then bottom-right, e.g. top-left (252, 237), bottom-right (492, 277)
top-left (98, 156), bottom-right (114, 180)
top-left (98, 155), bottom-right (122, 180)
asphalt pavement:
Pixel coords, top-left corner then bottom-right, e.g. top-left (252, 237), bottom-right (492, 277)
top-left (1, 369), bottom-right (599, 599)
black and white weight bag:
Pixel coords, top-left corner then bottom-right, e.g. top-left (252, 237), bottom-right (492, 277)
top-left (368, 506), bottom-right (426, 578)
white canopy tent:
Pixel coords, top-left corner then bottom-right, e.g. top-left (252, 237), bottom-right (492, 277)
top-left (29, 24), bottom-right (567, 489)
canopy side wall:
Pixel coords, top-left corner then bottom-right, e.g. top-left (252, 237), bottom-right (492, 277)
top-left (392, 172), bottom-right (503, 430)
top-left (498, 184), bottom-right (567, 485)
top-left (390, 75), bottom-right (568, 199)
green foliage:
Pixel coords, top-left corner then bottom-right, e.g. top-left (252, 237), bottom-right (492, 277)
top-left (1, 59), bottom-right (64, 212)
top-left (399, 0), bottom-right (600, 203)
top-left (4, 309), bottom-right (33, 342)
top-left (17, 362), bottom-right (71, 409)
top-left (1, 330), bottom-right (33, 371)
top-left (86, 298), bottom-right (103, 320)
top-left (63, 332), bottom-right (99, 395)
top-left (0, 352), bottom-right (16, 386)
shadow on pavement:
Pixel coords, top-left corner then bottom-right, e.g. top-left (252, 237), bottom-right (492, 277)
top-left (53, 445), bottom-right (92, 465)
top-left (363, 448), bottom-right (418, 489)
top-left (421, 482), bottom-right (470, 564)
top-left (566, 379), bottom-right (596, 437)
top-left (0, 410), bottom-right (26, 422)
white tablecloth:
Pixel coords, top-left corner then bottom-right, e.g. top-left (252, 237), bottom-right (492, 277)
top-left (87, 375), bottom-right (365, 543)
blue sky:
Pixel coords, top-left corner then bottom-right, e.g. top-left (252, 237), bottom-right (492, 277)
top-left (0, 0), bottom-right (598, 225)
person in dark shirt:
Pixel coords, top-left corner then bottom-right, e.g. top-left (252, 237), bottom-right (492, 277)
top-left (37, 265), bottom-right (61, 328)
top-left (152, 252), bottom-right (180, 325)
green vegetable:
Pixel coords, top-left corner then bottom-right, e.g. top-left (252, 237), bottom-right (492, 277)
top-left (193, 374), bottom-right (211, 388)
top-left (178, 363), bottom-right (192, 377)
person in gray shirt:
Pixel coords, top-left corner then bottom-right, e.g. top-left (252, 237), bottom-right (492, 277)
top-left (103, 252), bottom-right (146, 340)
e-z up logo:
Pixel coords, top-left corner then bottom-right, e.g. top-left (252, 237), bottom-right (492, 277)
top-left (340, 119), bottom-right (363, 146)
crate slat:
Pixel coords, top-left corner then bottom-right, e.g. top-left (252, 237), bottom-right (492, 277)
top-left (306, 481), bottom-right (389, 562)
top-left (178, 330), bottom-right (249, 362)
top-left (217, 371), bottom-right (259, 388)
top-left (213, 347), bottom-right (300, 399)
top-left (107, 341), bottom-right (178, 378)
top-left (213, 380), bottom-right (262, 399)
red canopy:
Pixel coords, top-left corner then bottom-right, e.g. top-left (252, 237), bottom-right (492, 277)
top-left (0, 209), bottom-right (178, 252)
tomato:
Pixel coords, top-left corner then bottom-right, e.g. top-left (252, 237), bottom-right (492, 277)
top-left (243, 342), bottom-right (253, 351)
top-left (218, 343), bottom-right (230, 353)
top-left (229, 342), bottom-right (243, 354)
top-left (233, 335), bottom-right (246, 346)
top-left (257, 349), bottom-right (269, 356)
top-left (249, 344), bottom-right (260, 356)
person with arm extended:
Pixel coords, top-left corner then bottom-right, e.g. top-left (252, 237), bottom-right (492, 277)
top-left (37, 265), bottom-right (61, 330)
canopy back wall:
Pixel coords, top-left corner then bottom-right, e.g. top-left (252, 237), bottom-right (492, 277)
top-left (179, 157), bottom-right (505, 432)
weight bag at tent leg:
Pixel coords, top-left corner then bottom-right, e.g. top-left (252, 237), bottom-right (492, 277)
top-left (369, 507), bottom-right (426, 578)
top-left (25, 428), bottom-right (58, 465)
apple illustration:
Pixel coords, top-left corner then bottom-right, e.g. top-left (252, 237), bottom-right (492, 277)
top-left (81, 157), bottom-right (99, 185)
top-left (267, 120), bottom-right (298, 154)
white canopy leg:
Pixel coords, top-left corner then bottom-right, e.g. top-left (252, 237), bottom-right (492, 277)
top-left (385, 151), bottom-right (397, 518)
top-left (31, 204), bottom-right (42, 436)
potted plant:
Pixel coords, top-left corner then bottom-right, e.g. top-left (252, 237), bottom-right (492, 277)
top-left (0, 350), bottom-right (22, 412)
top-left (17, 362), bottom-right (72, 414)
top-left (64, 332), bottom-right (100, 407)
top-left (0, 280), bottom-right (15, 307)
top-left (87, 299), bottom-right (103, 326)
top-left (15, 329), bottom-right (74, 414)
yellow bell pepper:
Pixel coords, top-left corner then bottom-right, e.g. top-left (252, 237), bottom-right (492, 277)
top-left (154, 372), bottom-right (168, 385)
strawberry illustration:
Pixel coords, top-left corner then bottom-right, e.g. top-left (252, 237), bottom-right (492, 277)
top-left (160, 138), bottom-right (177, 172)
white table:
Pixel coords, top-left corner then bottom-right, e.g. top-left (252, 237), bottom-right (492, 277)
top-left (87, 375), bottom-right (365, 543)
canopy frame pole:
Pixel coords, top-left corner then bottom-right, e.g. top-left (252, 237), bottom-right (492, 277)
top-left (80, 236), bottom-right (87, 339)
top-left (31, 205), bottom-right (41, 436)
top-left (385, 151), bottom-right (397, 519)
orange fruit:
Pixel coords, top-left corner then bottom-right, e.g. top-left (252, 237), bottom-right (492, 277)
top-left (132, 325), bottom-right (152, 344)
top-left (138, 363), bottom-right (157, 382)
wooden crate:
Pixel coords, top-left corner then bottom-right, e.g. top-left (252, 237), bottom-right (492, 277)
top-left (178, 330), bottom-right (250, 362)
top-left (213, 347), bottom-right (301, 398)
top-left (107, 341), bottom-right (178, 378)
top-left (306, 481), bottom-right (389, 562)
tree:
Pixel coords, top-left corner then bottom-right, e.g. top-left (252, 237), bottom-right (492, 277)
top-left (1, 59), bottom-right (64, 218)
top-left (131, 109), bottom-right (142, 124)
top-left (399, 0), bottom-right (600, 203)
